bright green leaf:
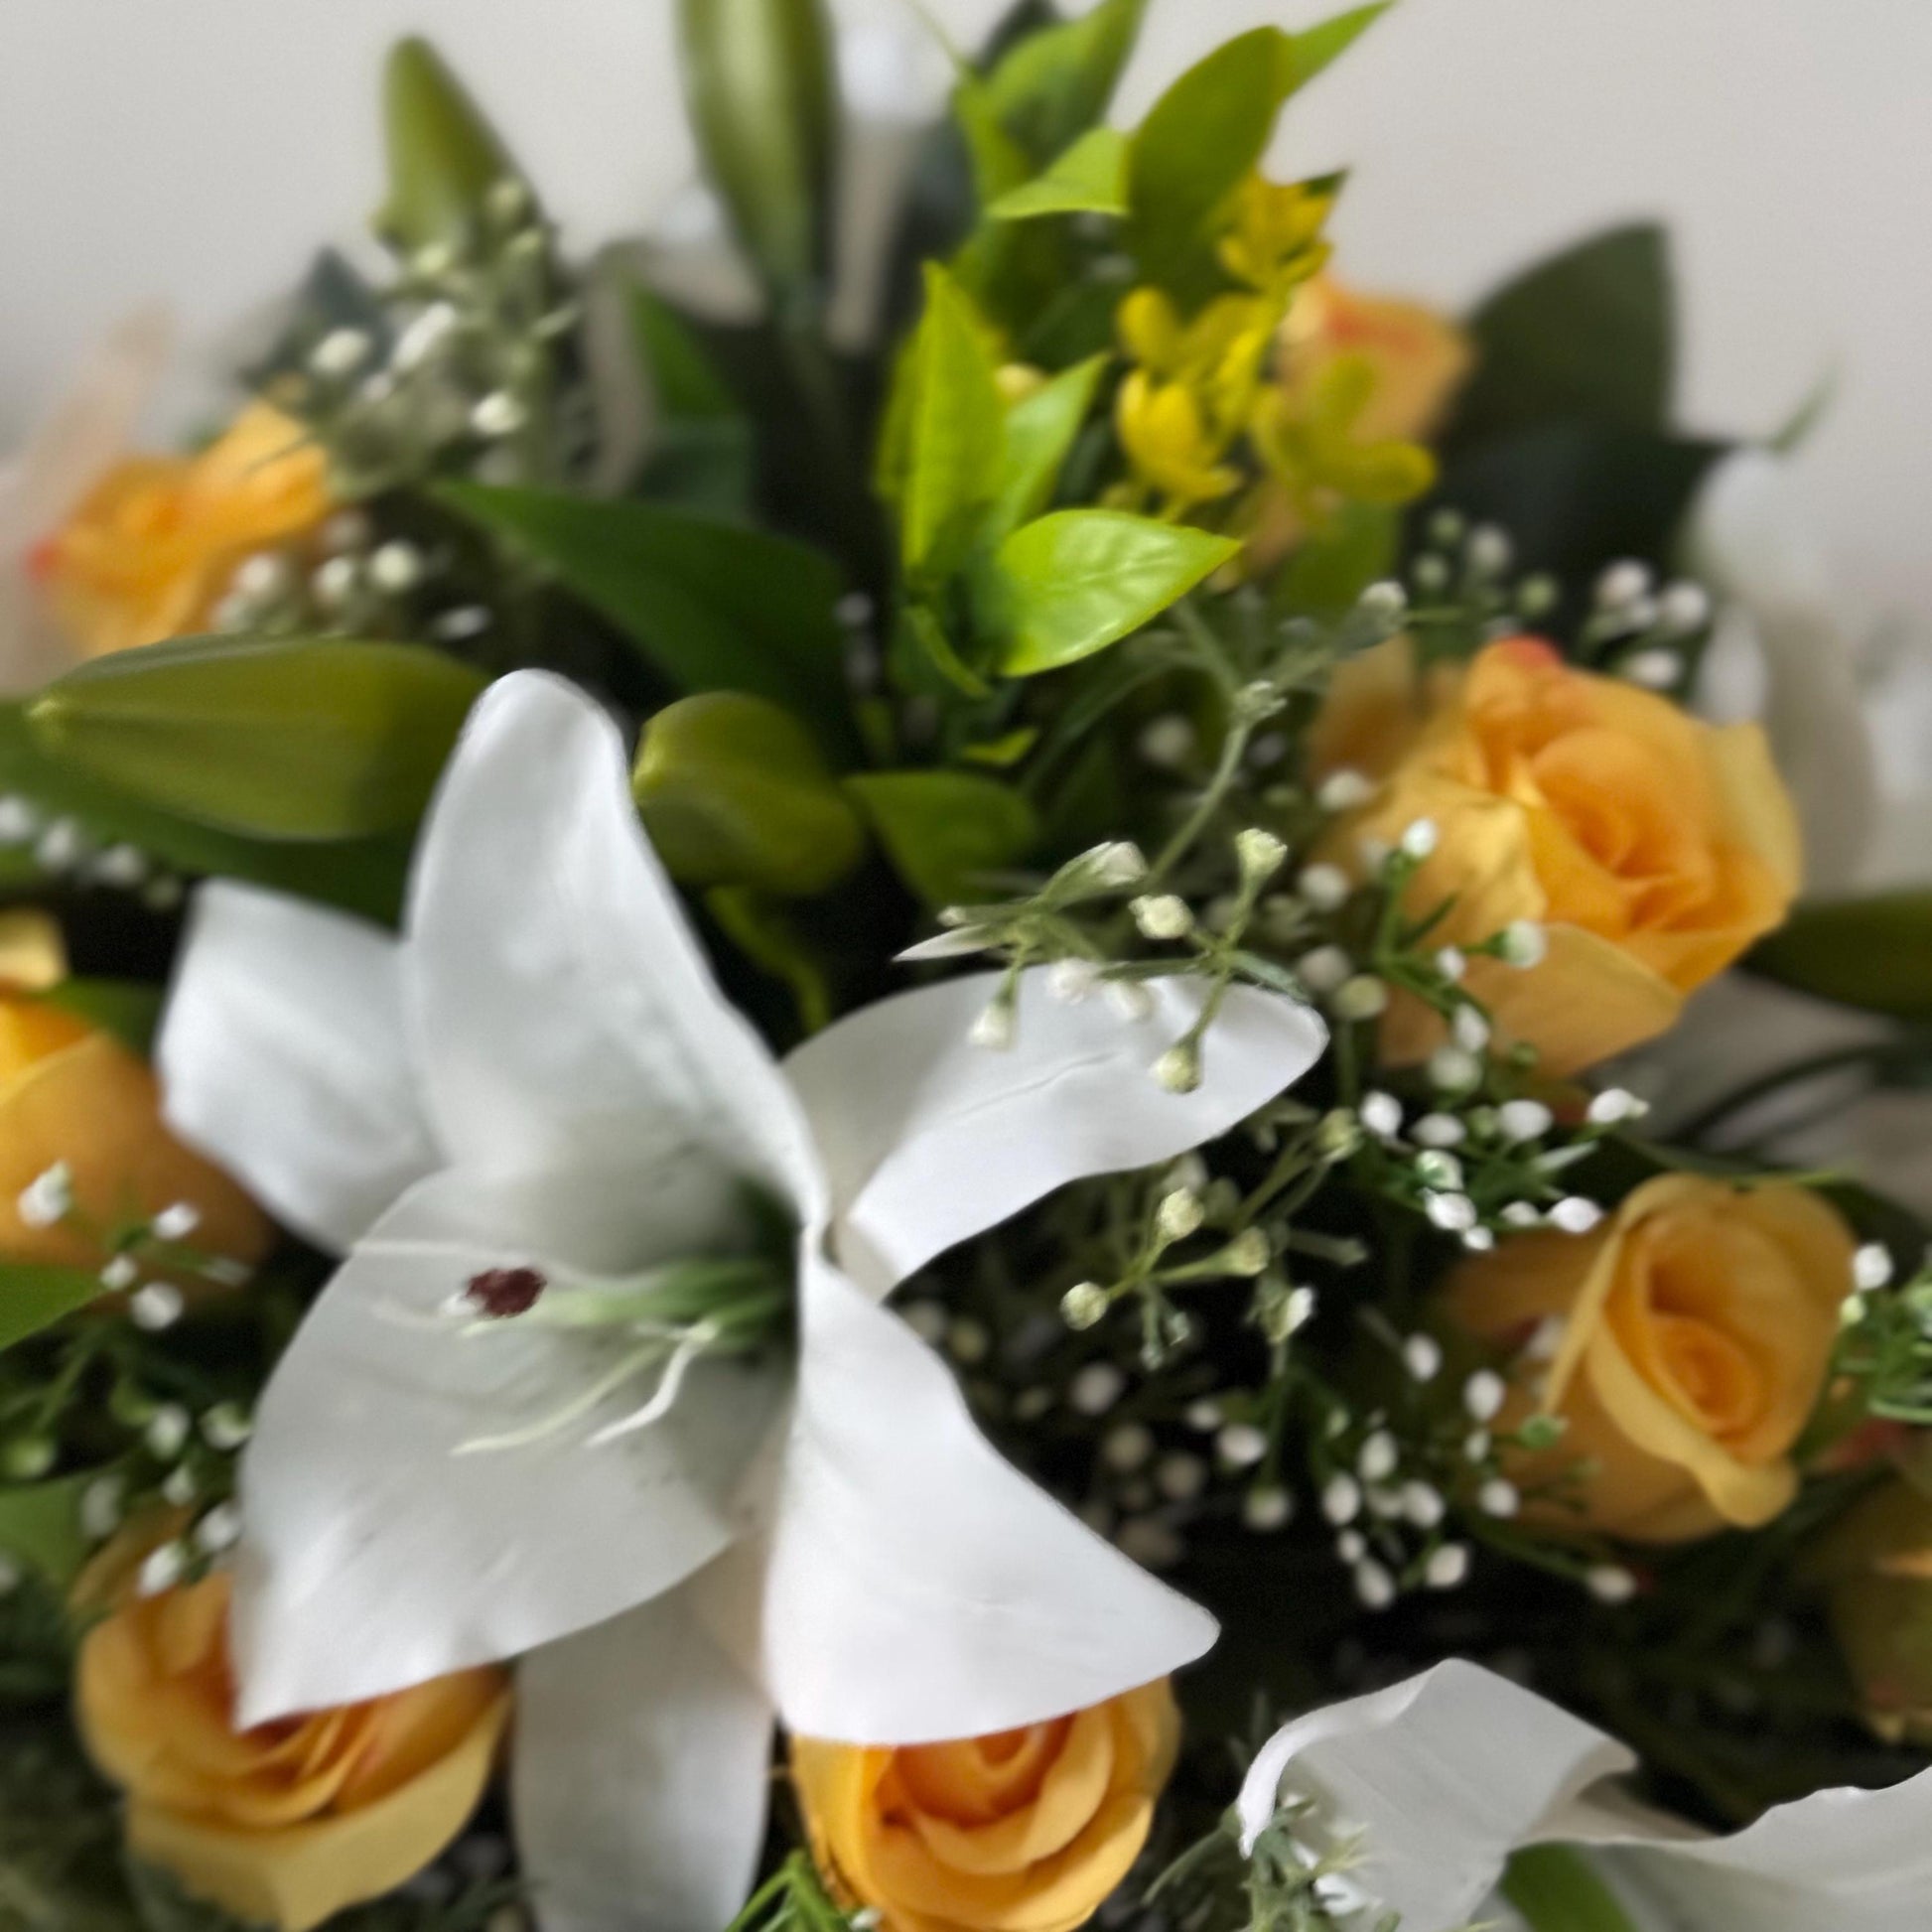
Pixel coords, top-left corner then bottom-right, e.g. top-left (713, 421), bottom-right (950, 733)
top-left (1452, 223), bottom-right (1674, 444)
top-left (440, 483), bottom-right (854, 750)
top-left (989, 127), bottom-right (1130, 220)
top-left (985, 510), bottom-right (1239, 675)
top-left (1501, 1848), bottom-right (1638, 1932)
top-left (1289, 2), bottom-right (1394, 87)
top-left (901, 266), bottom-right (1007, 576)
top-left (374, 38), bottom-right (520, 255)
top-left (0, 1472), bottom-right (93, 1587)
top-left (28, 637), bottom-right (484, 842)
top-left (677, 0), bottom-right (838, 306)
top-left (846, 770), bottom-right (1037, 907)
top-left (38, 981), bottom-right (163, 1058)
top-left (633, 692), bottom-right (865, 897)
top-left (0, 1266), bottom-right (104, 1356)
top-left (981, 0), bottom-right (1148, 163)
top-left (1751, 895), bottom-right (1932, 1022)
top-left (993, 354), bottom-right (1108, 535)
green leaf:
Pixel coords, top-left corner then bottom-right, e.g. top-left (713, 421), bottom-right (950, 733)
top-left (0, 709), bottom-right (409, 925)
top-left (440, 483), bottom-right (854, 750)
top-left (1750, 895), bottom-right (1932, 1021)
top-left (37, 980), bottom-right (162, 1058)
top-left (28, 637), bottom-right (483, 843)
top-left (1289, 1), bottom-right (1394, 86)
top-left (627, 286), bottom-right (756, 515)
top-left (1273, 501), bottom-right (1399, 616)
top-left (1452, 223), bottom-right (1674, 444)
top-left (0, 1268), bottom-right (102, 1357)
top-left (1501, 1847), bottom-right (1638, 1932)
top-left (633, 693), bottom-right (865, 897)
top-left (900, 266), bottom-right (1007, 577)
top-left (980, 0), bottom-right (1148, 163)
top-left (375, 38), bottom-right (520, 254)
top-left (983, 510), bottom-right (1239, 675)
top-left (845, 770), bottom-right (1036, 908)
top-left (676, 0), bottom-right (838, 307)
top-left (992, 354), bottom-right (1108, 535)
top-left (0, 1472), bottom-right (93, 1586)
top-left (988, 126), bottom-right (1130, 220)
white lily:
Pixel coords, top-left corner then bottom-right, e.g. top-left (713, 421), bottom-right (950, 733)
top-left (1237, 1660), bottom-right (1932, 1932)
top-left (0, 307), bottom-right (173, 693)
top-left (159, 669), bottom-right (1327, 1932)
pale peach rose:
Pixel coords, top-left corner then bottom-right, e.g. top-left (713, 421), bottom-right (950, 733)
top-left (1443, 1174), bottom-right (1851, 1543)
top-left (791, 1682), bottom-right (1180, 1932)
top-left (1313, 634), bottom-right (1801, 1073)
top-left (78, 1572), bottom-right (509, 1932)
top-left (1279, 274), bottom-right (1472, 447)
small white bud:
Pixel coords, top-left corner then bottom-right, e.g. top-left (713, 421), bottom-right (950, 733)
top-left (1153, 1043), bottom-right (1201, 1093)
top-left (1317, 767), bottom-right (1375, 812)
top-left (1321, 1473), bottom-right (1362, 1525)
top-left (1595, 559), bottom-right (1653, 609)
top-left (1466, 523), bottom-right (1512, 577)
top-left (0, 796), bottom-right (42, 845)
top-left (1353, 1558), bottom-right (1397, 1610)
top-left (1358, 834), bottom-right (1394, 874)
top-left (369, 540), bottom-right (425, 594)
top-left (1463, 1429), bottom-right (1492, 1461)
top-left (37, 818), bottom-right (93, 874)
top-left (230, 552), bottom-right (290, 602)
top-left (1451, 1005), bottom-right (1491, 1053)
top-left (1243, 1486), bottom-right (1294, 1531)
top-left (1045, 958), bottom-right (1100, 1003)
top-left (200, 1404), bottom-right (253, 1451)
top-left (1116, 1517), bottom-right (1184, 1569)
top-left (194, 1501), bottom-right (242, 1555)
top-left (17, 1163), bottom-right (72, 1229)
top-left (1403, 1333), bottom-right (1443, 1382)
top-left (1156, 1452), bottom-right (1208, 1502)
top-left (1500, 1200), bottom-right (1543, 1228)
top-left (151, 1202), bottom-right (202, 1243)
top-left (1357, 1431), bottom-right (1399, 1483)
top-left (1621, 648), bottom-right (1679, 690)
top-left (1479, 1477), bottom-right (1521, 1519)
top-left (1498, 1098), bottom-right (1555, 1142)
top-left (1462, 1225), bottom-right (1496, 1252)
top-left (1586, 1086), bottom-right (1647, 1126)
top-left (1087, 841), bottom-right (1148, 889)
top-left (310, 327), bottom-right (372, 377)
top-left (1235, 826), bottom-right (1288, 883)
top-left (1297, 863), bottom-right (1351, 911)
top-left (1333, 974), bottom-right (1389, 1022)
top-left (1435, 945), bottom-right (1467, 983)
top-left (1223, 1227), bottom-right (1271, 1277)
top-left (1184, 1398), bottom-right (1223, 1432)
top-left (1069, 1363), bottom-right (1127, 1417)
top-left (80, 1475), bottom-right (125, 1542)
top-left (1138, 714), bottom-right (1195, 768)
top-left (1400, 817), bottom-right (1439, 860)
top-left (1102, 1423), bottom-right (1156, 1472)
top-left (1131, 894), bottom-right (1194, 941)
top-left (144, 1405), bottom-right (191, 1459)
top-left (312, 554), bottom-right (358, 610)
top-left (471, 390), bottom-right (527, 439)
top-left (1524, 1315), bottom-right (1567, 1363)
top-left (1336, 1528), bottom-right (1367, 1564)
top-left (1463, 1370), bottom-right (1507, 1423)
top-left (1657, 581), bottom-right (1712, 634)
top-left (431, 605), bottom-right (493, 642)
top-left (1060, 1282), bottom-right (1109, 1330)
top-left (945, 1317), bottom-right (990, 1364)
top-left (1425, 1542), bottom-right (1471, 1589)
top-left (161, 1466), bottom-right (198, 1507)
top-left (1402, 1480), bottom-right (1447, 1530)
top-left (1218, 1422), bottom-right (1270, 1468)
top-left (131, 1283), bottom-right (185, 1332)
top-left (1359, 1091), bottom-right (1404, 1140)
top-left (1549, 1196), bottom-right (1603, 1235)
top-left (1106, 980), bottom-right (1155, 1024)
top-left (90, 844), bottom-right (148, 890)
top-left (1298, 944), bottom-right (1353, 995)
top-left (1413, 1113), bottom-right (1466, 1149)
top-left (1428, 1045), bottom-right (1481, 1091)
top-left (1498, 919), bottom-right (1548, 969)
top-left (969, 999), bottom-right (1016, 1050)
top-left (1587, 1564), bottom-right (1639, 1604)
top-left (1854, 1243), bottom-right (1894, 1293)
top-left (137, 1542), bottom-right (187, 1598)
top-left (1424, 1190), bottom-right (1477, 1234)
top-left (1358, 579), bottom-right (1407, 621)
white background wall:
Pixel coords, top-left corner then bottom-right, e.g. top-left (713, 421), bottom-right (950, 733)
top-left (2, 0), bottom-right (1925, 652)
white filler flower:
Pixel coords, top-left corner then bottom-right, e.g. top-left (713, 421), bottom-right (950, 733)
top-left (161, 671), bottom-right (1327, 1932)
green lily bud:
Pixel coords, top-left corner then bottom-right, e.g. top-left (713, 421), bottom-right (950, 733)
top-left (675, 0), bottom-right (838, 311)
top-left (1812, 1478), bottom-right (1932, 1744)
top-left (29, 636), bottom-right (485, 842)
top-left (376, 37), bottom-right (522, 257)
top-left (632, 692), bottom-right (864, 897)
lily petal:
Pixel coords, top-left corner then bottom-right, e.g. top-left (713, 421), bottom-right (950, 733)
top-left (234, 1169), bottom-right (785, 1724)
top-left (757, 1252), bottom-right (1216, 1744)
top-left (513, 1584), bottom-right (775, 1932)
top-left (785, 971), bottom-right (1326, 1298)
top-left (160, 883), bottom-right (437, 1252)
top-left (404, 671), bottom-right (822, 1215)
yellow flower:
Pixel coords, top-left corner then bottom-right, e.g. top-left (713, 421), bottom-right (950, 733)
top-left (1442, 1175), bottom-right (1851, 1543)
top-left (1115, 373), bottom-right (1242, 514)
top-left (1280, 274), bottom-right (1472, 449)
top-left (36, 401), bottom-right (332, 659)
top-left (791, 1681), bottom-right (1180, 1932)
top-left (77, 1572), bottom-right (509, 1932)
top-left (1810, 1480), bottom-right (1932, 1745)
top-left (1312, 634), bottom-right (1800, 1074)
top-left (0, 984), bottom-right (268, 1273)
top-left (1216, 177), bottom-right (1335, 300)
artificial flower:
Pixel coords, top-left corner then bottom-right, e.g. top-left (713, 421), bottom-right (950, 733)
top-left (1278, 274), bottom-right (1472, 450)
top-left (158, 670), bottom-right (1325, 1930)
top-left (1442, 1174), bottom-right (1852, 1542)
top-left (1810, 1478), bottom-right (1932, 1746)
top-left (36, 397), bottom-right (332, 659)
top-left (1313, 634), bottom-right (1801, 1074)
top-left (0, 307), bottom-right (174, 692)
top-left (0, 972), bottom-right (268, 1275)
top-left (77, 1571), bottom-right (508, 1932)
top-left (1235, 1659), bottom-right (1932, 1932)
top-left (791, 1681), bottom-right (1179, 1932)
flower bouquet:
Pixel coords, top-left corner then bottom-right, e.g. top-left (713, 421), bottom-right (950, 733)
top-left (0, 4), bottom-right (1926, 1930)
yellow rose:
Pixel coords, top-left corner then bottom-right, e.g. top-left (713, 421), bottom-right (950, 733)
top-left (0, 987), bottom-right (268, 1272)
top-left (1443, 1175), bottom-right (1851, 1543)
top-left (1313, 635), bottom-right (1800, 1073)
top-left (1810, 1479), bottom-right (1932, 1744)
top-left (35, 401), bottom-right (332, 659)
top-left (77, 1573), bottom-right (509, 1932)
top-left (791, 1682), bottom-right (1180, 1932)
top-left (1278, 275), bottom-right (1472, 448)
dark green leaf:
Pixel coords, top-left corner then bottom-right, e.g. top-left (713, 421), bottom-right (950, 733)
top-left (900, 266), bottom-right (1007, 576)
top-left (1273, 501), bottom-right (1399, 616)
top-left (633, 693), bottom-right (865, 897)
top-left (440, 483), bottom-right (854, 750)
top-left (28, 637), bottom-right (484, 842)
top-left (989, 127), bottom-right (1130, 220)
top-left (677, 0), bottom-right (838, 307)
top-left (375, 38), bottom-right (520, 254)
top-left (0, 1472), bottom-right (93, 1586)
top-left (1451, 223), bottom-right (1674, 445)
top-left (980, 0), bottom-right (1147, 163)
top-left (627, 286), bottom-right (756, 514)
top-left (983, 510), bottom-right (1238, 675)
top-left (1501, 1847), bottom-right (1639, 1932)
top-left (845, 770), bottom-right (1036, 907)
top-left (0, 709), bottom-right (409, 924)
top-left (37, 980), bottom-right (162, 1057)
top-left (1751, 895), bottom-right (1932, 1021)
top-left (0, 1267), bottom-right (100, 1356)
top-left (993, 355), bottom-right (1108, 535)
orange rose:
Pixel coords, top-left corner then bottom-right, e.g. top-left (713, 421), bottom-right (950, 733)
top-left (791, 1682), bottom-right (1180, 1932)
top-left (77, 1572), bottom-right (509, 1932)
top-left (35, 401), bottom-right (331, 659)
top-left (1279, 274), bottom-right (1472, 447)
top-left (1313, 635), bottom-right (1800, 1073)
top-left (0, 986), bottom-right (267, 1272)
top-left (1443, 1175), bottom-right (1851, 1542)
